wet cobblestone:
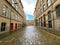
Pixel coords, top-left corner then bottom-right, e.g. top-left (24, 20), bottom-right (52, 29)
top-left (0, 26), bottom-right (60, 45)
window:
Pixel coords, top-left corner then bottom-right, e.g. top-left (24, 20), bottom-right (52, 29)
top-left (2, 5), bottom-right (7, 16)
top-left (10, 11), bottom-right (14, 19)
top-left (48, 11), bottom-right (51, 20)
top-left (40, 8), bottom-right (43, 14)
top-left (16, 5), bottom-right (18, 10)
top-left (37, 11), bottom-right (40, 17)
top-left (37, 20), bottom-right (39, 26)
top-left (56, 5), bottom-right (60, 19)
top-left (40, 9), bottom-right (42, 14)
top-left (47, 0), bottom-right (51, 6)
top-left (18, 16), bottom-right (19, 19)
top-left (17, 15), bottom-right (20, 20)
top-left (40, 1), bottom-right (42, 6)
top-left (43, 15), bottom-right (46, 27)
top-left (1, 22), bottom-right (6, 31)
top-left (12, 0), bottom-right (14, 7)
top-left (16, 15), bottom-right (18, 20)
top-left (48, 11), bottom-right (52, 28)
top-left (35, 20), bottom-right (39, 26)
top-left (48, 21), bottom-right (52, 28)
top-left (43, 5), bottom-right (46, 11)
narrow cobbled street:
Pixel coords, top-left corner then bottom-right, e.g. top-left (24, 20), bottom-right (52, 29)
top-left (0, 26), bottom-right (60, 45)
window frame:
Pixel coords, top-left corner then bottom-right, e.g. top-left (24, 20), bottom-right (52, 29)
top-left (56, 5), bottom-right (60, 19)
top-left (2, 5), bottom-right (8, 16)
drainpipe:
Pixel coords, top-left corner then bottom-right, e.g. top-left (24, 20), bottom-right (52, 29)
top-left (10, 11), bottom-right (11, 32)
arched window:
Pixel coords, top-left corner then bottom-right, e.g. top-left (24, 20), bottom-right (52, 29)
top-left (48, 11), bottom-right (52, 28)
top-left (56, 5), bottom-right (60, 18)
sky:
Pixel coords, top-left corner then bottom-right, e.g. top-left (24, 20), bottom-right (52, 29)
top-left (21, 0), bottom-right (37, 20)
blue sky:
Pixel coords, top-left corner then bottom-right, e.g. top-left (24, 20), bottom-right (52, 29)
top-left (26, 14), bottom-right (34, 20)
top-left (21, 0), bottom-right (37, 20)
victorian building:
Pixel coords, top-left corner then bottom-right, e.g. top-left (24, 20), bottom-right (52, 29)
top-left (34, 0), bottom-right (60, 30)
top-left (0, 0), bottom-right (26, 33)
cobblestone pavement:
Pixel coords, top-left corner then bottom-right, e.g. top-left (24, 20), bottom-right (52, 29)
top-left (0, 26), bottom-right (60, 45)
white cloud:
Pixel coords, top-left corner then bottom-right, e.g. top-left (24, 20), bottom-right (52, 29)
top-left (21, 0), bottom-right (37, 15)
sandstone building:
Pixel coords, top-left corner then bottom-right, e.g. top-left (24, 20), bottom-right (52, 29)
top-left (26, 20), bottom-right (34, 26)
top-left (34, 0), bottom-right (60, 30)
top-left (0, 0), bottom-right (26, 33)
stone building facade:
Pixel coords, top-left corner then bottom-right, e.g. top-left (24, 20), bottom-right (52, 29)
top-left (26, 20), bottom-right (34, 26)
top-left (34, 0), bottom-right (60, 30)
top-left (0, 0), bottom-right (26, 33)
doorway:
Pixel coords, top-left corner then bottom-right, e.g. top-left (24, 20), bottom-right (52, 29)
top-left (15, 23), bottom-right (18, 30)
top-left (10, 23), bottom-right (13, 31)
